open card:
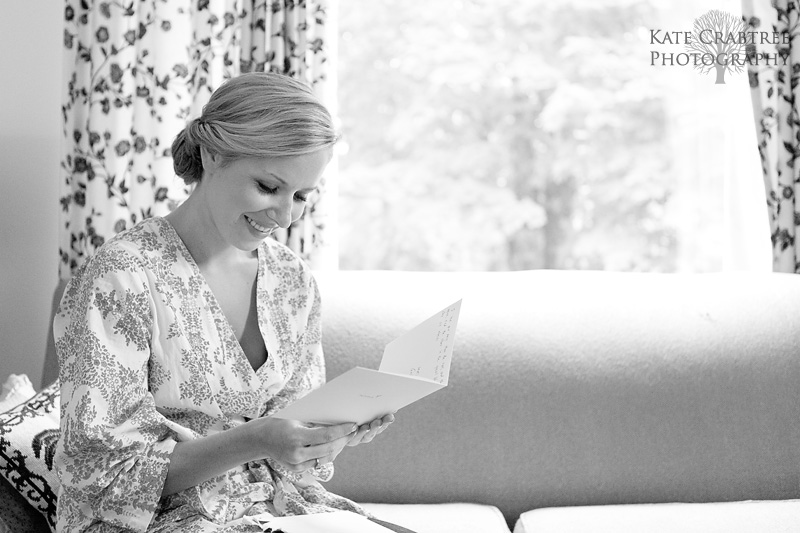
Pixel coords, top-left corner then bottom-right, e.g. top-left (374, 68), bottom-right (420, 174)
top-left (272, 299), bottom-right (462, 425)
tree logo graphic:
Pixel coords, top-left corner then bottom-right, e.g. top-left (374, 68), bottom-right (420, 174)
top-left (684, 10), bottom-right (747, 84)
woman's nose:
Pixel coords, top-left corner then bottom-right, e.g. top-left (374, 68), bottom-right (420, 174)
top-left (267, 199), bottom-right (294, 229)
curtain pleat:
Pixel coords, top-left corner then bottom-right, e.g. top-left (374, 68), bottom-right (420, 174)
top-left (743, 0), bottom-right (800, 273)
top-left (60, 0), bottom-right (331, 279)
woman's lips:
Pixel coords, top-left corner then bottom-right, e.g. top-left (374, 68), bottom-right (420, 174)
top-left (245, 215), bottom-right (276, 234)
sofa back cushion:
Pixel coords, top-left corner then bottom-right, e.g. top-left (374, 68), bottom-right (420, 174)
top-left (314, 270), bottom-right (800, 523)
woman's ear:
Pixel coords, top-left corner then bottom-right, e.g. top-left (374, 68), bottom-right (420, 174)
top-left (199, 146), bottom-right (221, 177)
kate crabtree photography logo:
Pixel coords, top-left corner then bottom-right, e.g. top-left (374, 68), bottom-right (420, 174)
top-left (649, 9), bottom-right (788, 84)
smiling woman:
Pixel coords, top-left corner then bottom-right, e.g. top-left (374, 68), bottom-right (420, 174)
top-left (53, 72), bottom-right (407, 532)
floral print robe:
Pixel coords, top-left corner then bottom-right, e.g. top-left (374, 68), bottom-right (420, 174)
top-left (53, 217), bottom-right (364, 532)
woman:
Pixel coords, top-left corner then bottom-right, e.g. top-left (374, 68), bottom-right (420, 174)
top-left (54, 73), bottom-right (406, 532)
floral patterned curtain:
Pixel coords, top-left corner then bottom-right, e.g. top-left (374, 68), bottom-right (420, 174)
top-left (59, 0), bottom-right (332, 280)
top-left (743, 0), bottom-right (800, 273)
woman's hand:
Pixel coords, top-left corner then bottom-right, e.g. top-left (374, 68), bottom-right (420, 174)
top-left (346, 413), bottom-right (395, 447)
top-left (250, 417), bottom-right (357, 473)
top-left (245, 414), bottom-right (394, 474)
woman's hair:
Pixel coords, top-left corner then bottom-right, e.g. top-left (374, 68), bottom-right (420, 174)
top-left (171, 72), bottom-right (338, 184)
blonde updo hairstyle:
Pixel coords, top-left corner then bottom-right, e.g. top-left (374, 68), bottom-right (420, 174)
top-left (171, 72), bottom-right (337, 184)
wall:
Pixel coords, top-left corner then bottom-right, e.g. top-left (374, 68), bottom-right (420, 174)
top-left (0, 2), bottom-right (62, 387)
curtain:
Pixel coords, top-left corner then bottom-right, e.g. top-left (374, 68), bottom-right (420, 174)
top-left (743, 0), bottom-right (800, 273)
top-left (59, 0), bottom-right (332, 280)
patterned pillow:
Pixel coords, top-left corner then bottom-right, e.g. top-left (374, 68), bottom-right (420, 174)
top-left (0, 380), bottom-right (60, 531)
top-left (0, 374), bottom-right (36, 413)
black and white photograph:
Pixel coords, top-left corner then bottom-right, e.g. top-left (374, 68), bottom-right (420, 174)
top-left (1, 1), bottom-right (798, 532)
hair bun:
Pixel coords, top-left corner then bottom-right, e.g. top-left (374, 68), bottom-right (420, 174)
top-left (171, 122), bottom-right (203, 185)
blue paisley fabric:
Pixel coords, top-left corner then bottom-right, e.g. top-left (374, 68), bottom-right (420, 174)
top-left (743, 0), bottom-right (800, 273)
top-left (59, 0), bottom-right (333, 280)
top-left (53, 217), bottom-right (364, 532)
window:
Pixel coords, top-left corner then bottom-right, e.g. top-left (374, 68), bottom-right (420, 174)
top-left (335, 0), bottom-right (770, 272)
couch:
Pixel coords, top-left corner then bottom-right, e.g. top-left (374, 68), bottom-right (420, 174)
top-left (2, 270), bottom-right (799, 532)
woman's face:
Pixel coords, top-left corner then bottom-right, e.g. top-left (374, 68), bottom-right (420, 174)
top-left (197, 148), bottom-right (331, 252)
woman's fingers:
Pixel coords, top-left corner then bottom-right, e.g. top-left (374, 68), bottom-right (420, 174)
top-left (347, 424), bottom-right (371, 445)
top-left (280, 416), bottom-right (398, 470)
top-left (361, 418), bottom-right (383, 443)
top-left (365, 413), bottom-right (395, 440)
top-left (258, 418), bottom-right (357, 471)
top-left (282, 414), bottom-right (399, 471)
top-left (377, 413), bottom-right (395, 432)
top-left (302, 422), bottom-right (357, 446)
top-left (297, 432), bottom-right (353, 470)
top-left (347, 413), bottom-right (395, 446)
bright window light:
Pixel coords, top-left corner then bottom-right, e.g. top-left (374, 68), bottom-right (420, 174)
top-left (335, 0), bottom-right (771, 272)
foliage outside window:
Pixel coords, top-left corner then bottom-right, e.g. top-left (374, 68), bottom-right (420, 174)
top-left (335, 0), bottom-right (766, 272)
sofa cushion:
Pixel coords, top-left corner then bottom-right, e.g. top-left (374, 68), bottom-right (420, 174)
top-left (513, 500), bottom-right (800, 533)
top-left (0, 380), bottom-right (60, 531)
top-left (361, 502), bottom-right (511, 533)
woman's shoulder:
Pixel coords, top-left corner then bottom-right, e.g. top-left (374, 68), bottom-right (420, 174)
top-left (73, 217), bottom-right (174, 280)
top-left (58, 218), bottom-right (171, 320)
top-left (105, 216), bottom-right (173, 253)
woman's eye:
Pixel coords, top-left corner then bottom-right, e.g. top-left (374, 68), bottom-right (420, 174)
top-left (257, 181), bottom-right (309, 202)
top-left (257, 183), bottom-right (278, 195)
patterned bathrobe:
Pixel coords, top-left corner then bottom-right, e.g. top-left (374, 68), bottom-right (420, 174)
top-left (53, 217), bottom-right (363, 532)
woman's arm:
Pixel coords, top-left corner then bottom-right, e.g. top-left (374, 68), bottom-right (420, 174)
top-left (56, 255), bottom-right (177, 532)
top-left (162, 413), bottom-right (398, 495)
top-left (162, 417), bottom-right (357, 495)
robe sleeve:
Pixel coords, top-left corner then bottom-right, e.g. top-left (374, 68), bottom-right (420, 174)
top-left (54, 246), bottom-right (177, 532)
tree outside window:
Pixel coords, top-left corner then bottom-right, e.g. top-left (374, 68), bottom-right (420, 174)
top-left (335, 0), bottom-right (766, 272)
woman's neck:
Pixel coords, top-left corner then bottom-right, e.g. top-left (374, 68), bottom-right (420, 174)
top-left (165, 195), bottom-right (254, 269)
